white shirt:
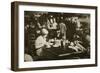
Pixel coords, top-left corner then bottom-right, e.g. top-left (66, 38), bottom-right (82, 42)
top-left (35, 36), bottom-right (46, 49)
top-left (35, 36), bottom-right (47, 56)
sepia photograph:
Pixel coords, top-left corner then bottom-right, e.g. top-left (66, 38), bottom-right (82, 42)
top-left (24, 11), bottom-right (91, 61)
top-left (11, 2), bottom-right (97, 71)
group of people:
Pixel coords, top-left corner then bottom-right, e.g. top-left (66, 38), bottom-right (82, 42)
top-left (24, 13), bottom-right (90, 61)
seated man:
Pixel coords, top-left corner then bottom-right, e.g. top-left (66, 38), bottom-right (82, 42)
top-left (35, 28), bottom-right (50, 57)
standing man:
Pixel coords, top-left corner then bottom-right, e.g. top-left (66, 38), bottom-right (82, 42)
top-left (59, 21), bottom-right (67, 49)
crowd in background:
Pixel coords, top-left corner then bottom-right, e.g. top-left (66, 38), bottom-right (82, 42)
top-left (24, 11), bottom-right (90, 61)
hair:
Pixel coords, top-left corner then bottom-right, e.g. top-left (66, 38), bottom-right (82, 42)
top-left (41, 28), bottom-right (48, 35)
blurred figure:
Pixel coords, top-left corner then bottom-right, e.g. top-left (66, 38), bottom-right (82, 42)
top-left (47, 16), bottom-right (58, 39)
top-left (59, 20), bottom-right (67, 49)
top-left (66, 17), bottom-right (76, 42)
top-left (47, 16), bottom-right (58, 30)
top-left (35, 28), bottom-right (50, 56)
top-left (68, 40), bottom-right (86, 52)
top-left (24, 54), bottom-right (33, 62)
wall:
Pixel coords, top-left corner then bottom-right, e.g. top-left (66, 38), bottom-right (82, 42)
top-left (0, 0), bottom-right (99, 73)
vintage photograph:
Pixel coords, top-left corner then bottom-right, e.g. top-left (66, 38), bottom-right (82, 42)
top-left (11, 2), bottom-right (97, 71)
top-left (24, 11), bottom-right (90, 62)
